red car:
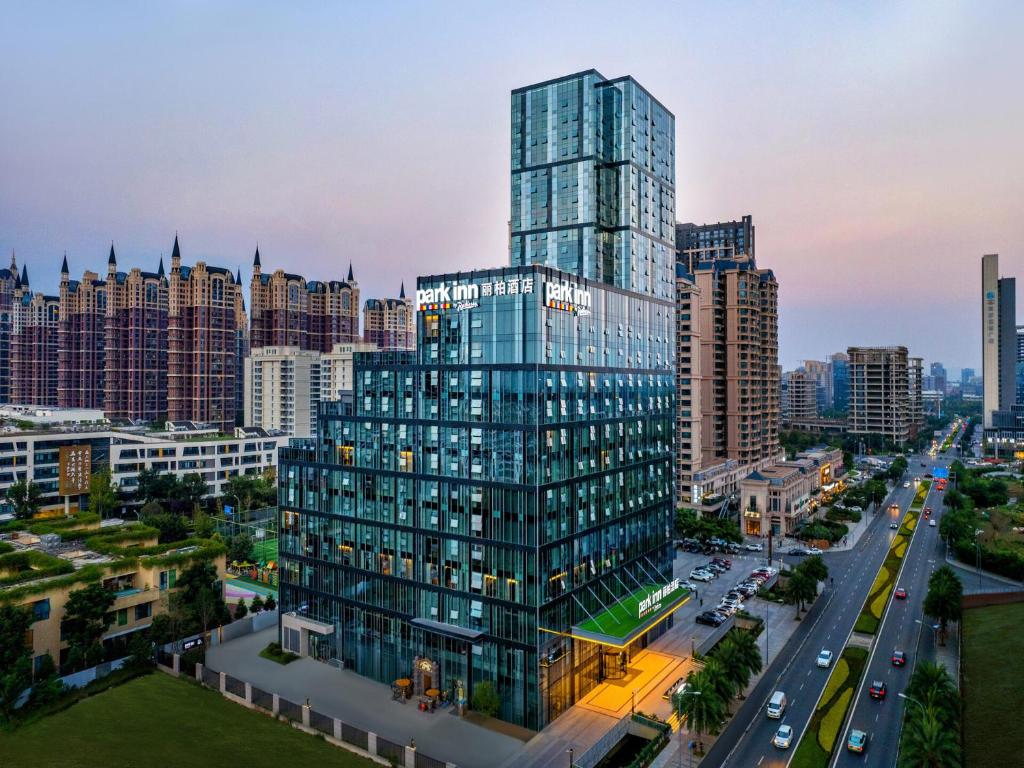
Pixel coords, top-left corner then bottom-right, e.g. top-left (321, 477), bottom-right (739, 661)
top-left (892, 650), bottom-right (906, 666)
top-left (869, 680), bottom-right (887, 699)
top-left (894, 587), bottom-right (907, 600)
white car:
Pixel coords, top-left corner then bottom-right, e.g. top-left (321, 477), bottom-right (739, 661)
top-left (807, 547), bottom-right (823, 556)
top-left (744, 543), bottom-right (763, 552)
top-left (903, 482), bottom-right (910, 488)
top-left (773, 724), bottom-right (794, 749)
top-left (690, 570), bottom-right (713, 582)
top-left (817, 649), bottom-right (833, 668)
top-left (929, 519), bottom-right (936, 527)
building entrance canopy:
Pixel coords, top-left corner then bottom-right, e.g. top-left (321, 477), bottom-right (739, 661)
top-left (566, 580), bottom-right (690, 649)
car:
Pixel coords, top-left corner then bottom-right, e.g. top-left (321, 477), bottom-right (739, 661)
top-left (705, 562), bottom-right (726, 573)
top-left (890, 522), bottom-right (899, 529)
top-left (869, 680), bottom-right (887, 699)
top-left (773, 724), bottom-right (794, 749)
top-left (847, 729), bottom-right (868, 753)
top-left (929, 519), bottom-right (936, 527)
top-left (903, 481), bottom-right (910, 488)
top-left (711, 558), bottom-right (732, 569)
top-left (817, 649), bottom-right (834, 668)
top-left (921, 462), bottom-right (927, 467)
top-left (690, 570), bottom-right (713, 582)
top-left (744, 543), bottom-right (763, 552)
top-left (894, 587), bottom-right (907, 599)
top-left (725, 590), bottom-right (744, 601)
top-left (788, 547), bottom-right (808, 556)
top-left (695, 611), bottom-right (725, 627)
top-left (807, 546), bottom-right (823, 555)
top-left (682, 581), bottom-right (698, 591)
top-left (892, 650), bottom-right (906, 666)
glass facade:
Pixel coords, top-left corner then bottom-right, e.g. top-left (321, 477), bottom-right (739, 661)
top-left (280, 265), bottom-right (675, 729)
top-left (510, 70), bottom-right (676, 302)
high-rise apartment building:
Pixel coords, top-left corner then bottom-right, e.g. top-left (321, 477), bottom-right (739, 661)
top-left (0, 253), bottom-right (19, 404)
top-left (675, 216), bottom-right (754, 274)
top-left (249, 252), bottom-right (360, 352)
top-left (280, 70), bottom-right (676, 730)
top-left (11, 265), bottom-right (60, 406)
top-left (58, 256), bottom-right (107, 409)
top-left (166, 238), bottom-right (247, 432)
top-left (104, 246), bottom-right (169, 423)
top-left (803, 359), bottom-right (832, 412)
top-left (782, 370), bottom-right (818, 423)
top-left (319, 341), bottom-right (379, 401)
top-left (244, 346), bottom-right (322, 438)
top-left (675, 275), bottom-right (702, 499)
top-left (509, 70), bottom-right (676, 301)
top-left (362, 285), bottom-right (414, 350)
top-left (981, 253), bottom-right (1016, 428)
top-left (847, 346), bottom-right (923, 443)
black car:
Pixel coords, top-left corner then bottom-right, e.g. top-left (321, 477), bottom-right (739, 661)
top-left (788, 547), bottom-right (808, 556)
top-left (696, 611), bottom-right (725, 627)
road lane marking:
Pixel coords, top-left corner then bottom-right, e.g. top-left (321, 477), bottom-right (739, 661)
top-left (758, 756), bottom-right (765, 766)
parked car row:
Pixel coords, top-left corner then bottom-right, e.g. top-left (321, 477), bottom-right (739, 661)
top-left (676, 537), bottom-right (742, 555)
top-left (695, 566), bottom-right (776, 627)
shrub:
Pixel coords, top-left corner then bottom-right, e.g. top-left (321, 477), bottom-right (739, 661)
top-left (471, 680), bottom-right (501, 717)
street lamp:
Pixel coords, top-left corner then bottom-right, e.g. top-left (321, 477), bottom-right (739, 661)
top-left (898, 692), bottom-right (927, 717)
top-left (566, 747), bottom-right (574, 768)
top-left (631, 689), bottom-right (636, 715)
top-left (915, 618), bottom-right (940, 645)
top-left (675, 690), bottom-right (702, 768)
top-left (975, 529), bottom-right (985, 592)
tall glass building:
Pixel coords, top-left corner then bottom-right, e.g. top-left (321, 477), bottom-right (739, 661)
top-left (279, 71), bottom-right (678, 731)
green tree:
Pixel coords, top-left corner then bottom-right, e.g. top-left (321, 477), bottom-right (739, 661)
top-left (234, 598), bottom-right (248, 619)
top-left (250, 594), bottom-right (264, 614)
top-left (923, 566), bottom-right (962, 646)
top-left (785, 570), bottom-right (817, 618)
top-left (730, 628), bottom-right (763, 679)
top-left (27, 653), bottom-right (62, 706)
top-left (675, 667), bottom-right (727, 742)
top-left (87, 468), bottom-right (120, 519)
top-left (263, 595), bottom-right (277, 612)
top-left (126, 634), bottom-right (154, 669)
top-left (178, 473), bottom-right (208, 509)
top-left (900, 708), bottom-right (961, 768)
top-left (192, 508), bottom-right (215, 538)
top-left (172, 561), bottom-right (229, 632)
top-left (5, 478), bottom-right (42, 520)
top-left (471, 680), bottom-right (501, 717)
top-left (711, 636), bottom-right (751, 700)
top-left (141, 507), bottom-right (190, 544)
top-left (63, 582), bottom-right (115, 671)
top-left (0, 604), bottom-right (33, 721)
top-left (227, 533), bottom-right (254, 564)
top-left (136, 467), bottom-right (177, 505)
top-left (700, 657), bottom-right (736, 715)
top-left (906, 662), bottom-right (959, 725)
top-left (799, 555), bottom-right (829, 585)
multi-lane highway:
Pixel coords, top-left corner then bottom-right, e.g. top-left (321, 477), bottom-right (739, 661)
top-left (701, 464), bottom-right (931, 768)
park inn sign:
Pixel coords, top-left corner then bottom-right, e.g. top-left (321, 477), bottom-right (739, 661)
top-left (638, 579), bottom-right (681, 620)
top-left (416, 276), bottom-right (591, 315)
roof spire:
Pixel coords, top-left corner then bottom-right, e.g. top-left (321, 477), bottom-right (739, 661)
top-left (9, 250), bottom-right (15, 271)
top-left (108, 242), bottom-right (116, 266)
top-left (399, 281), bottom-right (406, 299)
top-left (347, 261), bottom-right (354, 282)
top-left (157, 256), bottom-right (165, 278)
top-left (171, 233), bottom-right (181, 262)
top-left (61, 252), bottom-right (69, 276)
top-left (20, 264), bottom-right (29, 287)
top-left (236, 267), bottom-right (242, 284)
top-left (253, 244), bottom-right (261, 268)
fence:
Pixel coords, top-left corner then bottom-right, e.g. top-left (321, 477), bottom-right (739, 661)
top-left (172, 661), bottom-right (456, 768)
top-left (695, 614), bottom-right (735, 657)
top-left (15, 656), bottom-right (129, 709)
top-left (220, 609), bottom-right (279, 643)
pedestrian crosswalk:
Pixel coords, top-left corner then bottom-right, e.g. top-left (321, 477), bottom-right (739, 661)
top-left (666, 709), bottom-right (683, 732)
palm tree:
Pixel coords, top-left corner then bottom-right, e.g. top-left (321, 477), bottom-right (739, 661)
top-left (900, 708), bottom-right (961, 768)
top-left (701, 658), bottom-right (736, 715)
top-left (785, 570), bottom-right (816, 618)
top-left (712, 637), bottom-right (752, 700)
top-left (907, 662), bottom-right (959, 726)
top-left (800, 555), bottom-right (829, 585)
top-left (730, 628), bottom-right (764, 679)
top-left (923, 566), bottom-right (962, 646)
top-left (675, 668), bottom-right (726, 747)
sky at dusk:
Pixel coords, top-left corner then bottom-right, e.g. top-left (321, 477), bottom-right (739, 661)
top-left (2, 1), bottom-right (1022, 373)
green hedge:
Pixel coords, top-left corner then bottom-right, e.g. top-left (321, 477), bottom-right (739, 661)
top-left (791, 646), bottom-right (869, 768)
top-left (0, 548), bottom-right (75, 586)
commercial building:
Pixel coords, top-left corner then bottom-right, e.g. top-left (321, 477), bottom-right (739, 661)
top-left (249, 251), bottom-right (361, 353)
top-left (279, 69), bottom-right (677, 731)
top-left (739, 447), bottom-right (843, 538)
top-left (11, 266), bottom-right (60, 407)
top-left (0, 517), bottom-right (225, 671)
top-left (981, 253), bottom-right (1016, 428)
top-left (166, 238), bottom-right (248, 432)
top-left (244, 346), bottom-right (323, 438)
top-left (362, 286), bottom-right (415, 350)
top-left (0, 423), bottom-right (286, 516)
top-left (103, 246), bottom-right (169, 423)
top-left (847, 346), bottom-right (923, 444)
top-left (831, 352), bottom-right (850, 413)
top-left (58, 257), bottom-right (107, 409)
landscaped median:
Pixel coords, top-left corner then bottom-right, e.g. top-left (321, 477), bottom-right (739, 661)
top-left (852, 481), bottom-right (930, 635)
top-left (791, 646), bottom-right (869, 768)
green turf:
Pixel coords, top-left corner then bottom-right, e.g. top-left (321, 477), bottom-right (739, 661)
top-left (0, 671), bottom-right (375, 768)
top-left (251, 537), bottom-right (278, 563)
top-left (963, 602), bottom-right (1024, 768)
top-left (575, 583), bottom-right (688, 640)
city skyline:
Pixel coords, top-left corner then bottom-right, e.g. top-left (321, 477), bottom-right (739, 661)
top-left (3, 2), bottom-right (1022, 372)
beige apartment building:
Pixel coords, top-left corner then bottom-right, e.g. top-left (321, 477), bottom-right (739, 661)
top-left (320, 341), bottom-right (379, 401)
top-left (740, 462), bottom-right (817, 537)
top-left (848, 346), bottom-right (923, 444)
top-left (244, 346), bottom-right (322, 438)
top-left (782, 369), bottom-right (818, 424)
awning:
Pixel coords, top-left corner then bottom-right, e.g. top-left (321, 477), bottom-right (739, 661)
top-left (561, 581), bottom-right (690, 648)
top-left (411, 617), bottom-right (483, 642)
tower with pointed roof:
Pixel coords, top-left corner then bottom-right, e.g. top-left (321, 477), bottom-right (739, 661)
top-left (362, 283), bottom-right (414, 351)
top-left (10, 258), bottom-right (59, 406)
top-left (59, 253), bottom-right (108, 409)
top-left (0, 252), bottom-right (19, 403)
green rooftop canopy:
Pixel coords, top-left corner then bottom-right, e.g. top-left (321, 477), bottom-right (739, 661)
top-left (569, 579), bottom-right (690, 648)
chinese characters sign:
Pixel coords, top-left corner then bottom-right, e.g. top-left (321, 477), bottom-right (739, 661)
top-left (58, 445), bottom-right (91, 496)
top-left (638, 578), bottom-right (681, 619)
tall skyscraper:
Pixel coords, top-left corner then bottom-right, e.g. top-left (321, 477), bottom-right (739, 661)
top-left (58, 256), bottom-right (107, 409)
top-left (280, 70), bottom-right (676, 730)
top-left (362, 284), bottom-right (414, 350)
top-left (929, 362), bottom-right (947, 395)
top-left (166, 237), bottom-right (248, 432)
top-left (104, 246), bottom-right (169, 422)
top-left (509, 69), bottom-right (676, 301)
top-left (249, 252), bottom-right (360, 352)
top-left (0, 253), bottom-right (19, 404)
top-left (831, 352), bottom-right (850, 413)
top-left (11, 265), bottom-right (60, 406)
top-left (981, 253), bottom-right (1016, 428)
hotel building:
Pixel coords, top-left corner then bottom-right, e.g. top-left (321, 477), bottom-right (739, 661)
top-left (279, 69), bottom-right (678, 730)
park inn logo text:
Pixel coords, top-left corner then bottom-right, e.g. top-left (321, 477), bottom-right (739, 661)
top-left (416, 276), bottom-right (591, 314)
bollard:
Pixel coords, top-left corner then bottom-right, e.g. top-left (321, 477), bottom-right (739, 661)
top-left (334, 718), bottom-right (342, 741)
top-left (195, 662), bottom-right (204, 683)
top-left (244, 682), bottom-right (252, 705)
top-left (272, 693), bottom-right (280, 716)
top-left (368, 732), bottom-right (378, 755)
top-left (219, 671), bottom-right (226, 694)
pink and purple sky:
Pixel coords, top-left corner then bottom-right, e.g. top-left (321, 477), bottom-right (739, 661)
top-left (1, 1), bottom-right (1021, 372)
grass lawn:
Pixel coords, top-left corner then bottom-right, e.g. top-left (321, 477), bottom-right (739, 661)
top-left (575, 583), bottom-right (689, 641)
top-left (963, 602), bottom-right (1024, 768)
top-left (0, 672), bottom-right (375, 768)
